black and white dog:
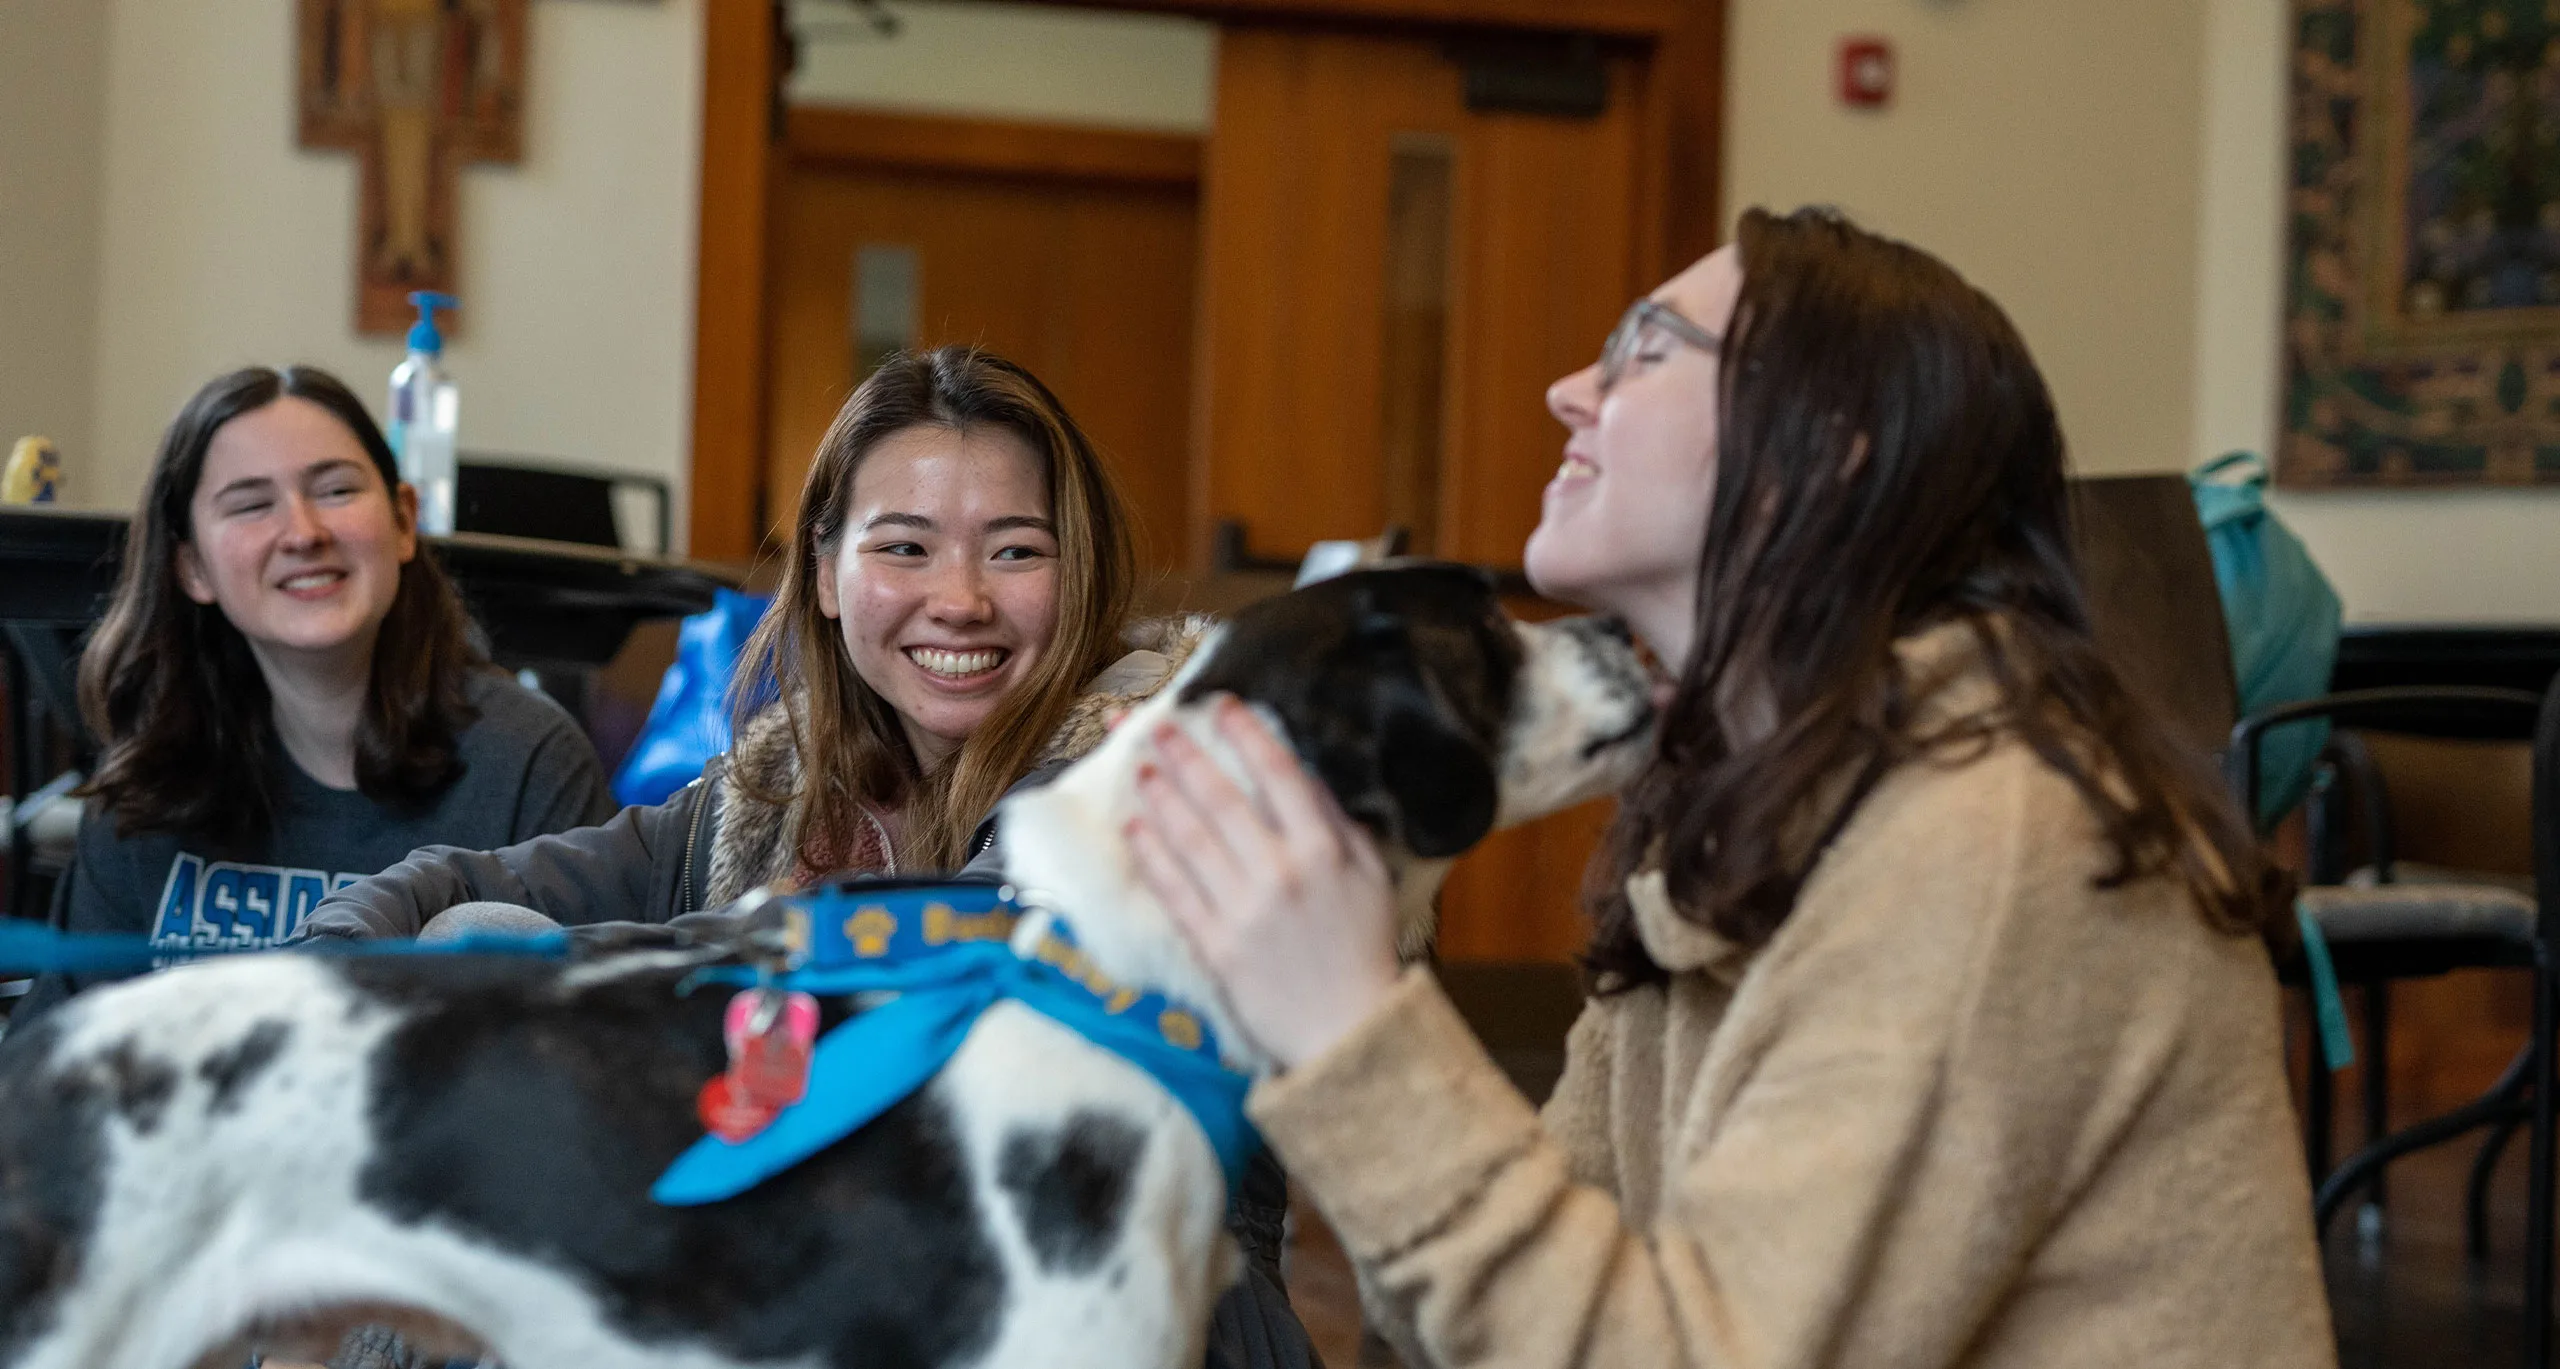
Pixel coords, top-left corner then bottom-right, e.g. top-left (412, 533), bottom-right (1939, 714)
top-left (0, 565), bottom-right (1655, 1369)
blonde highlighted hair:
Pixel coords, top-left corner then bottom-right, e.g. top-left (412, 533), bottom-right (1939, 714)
top-left (733, 346), bottom-right (1135, 871)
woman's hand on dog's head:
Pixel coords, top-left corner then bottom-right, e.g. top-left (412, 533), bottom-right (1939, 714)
top-left (1125, 695), bottom-right (1401, 1071)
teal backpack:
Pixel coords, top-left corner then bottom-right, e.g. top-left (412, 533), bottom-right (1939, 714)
top-left (2189, 451), bottom-right (2344, 830)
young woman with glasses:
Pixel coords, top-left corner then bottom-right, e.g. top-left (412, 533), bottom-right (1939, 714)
top-left (1124, 207), bottom-right (2336, 1368)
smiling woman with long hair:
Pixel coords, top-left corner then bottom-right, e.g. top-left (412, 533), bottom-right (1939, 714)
top-left (724, 345), bottom-right (1137, 880)
top-left (298, 344), bottom-right (1322, 1369)
top-left (21, 365), bottom-right (615, 1017)
top-left (1125, 209), bottom-right (2335, 1368)
top-left (301, 345), bottom-right (1147, 937)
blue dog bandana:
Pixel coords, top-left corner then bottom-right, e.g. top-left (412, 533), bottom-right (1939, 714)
top-left (651, 881), bottom-right (1259, 1207)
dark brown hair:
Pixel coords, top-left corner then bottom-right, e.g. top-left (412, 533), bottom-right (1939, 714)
top-left (734, 346), bottom-right (1135, 872)
top-left (1585, 207), bottom-right (2275, 992)
top-left (79, 365), bottom-right (486, 846)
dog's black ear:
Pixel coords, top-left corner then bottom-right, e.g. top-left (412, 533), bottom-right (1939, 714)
top-left (1377, 691), bottom-right (1499, 859)
top-left (1348, 580), bottom-right (1405, 647)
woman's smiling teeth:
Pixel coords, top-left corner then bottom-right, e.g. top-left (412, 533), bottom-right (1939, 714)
top-left (907, 646), bottom-right (1007, 680)
top-left (277, 570), bottom-right (346, 593)
top-left (1556, 452), bottom-right (1600, 481)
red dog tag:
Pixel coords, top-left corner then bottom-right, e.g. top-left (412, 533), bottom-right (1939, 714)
top-left (697, 989), bottom-right (818, 1141)
top-left (696, 1074), bottom-right (781, 1143)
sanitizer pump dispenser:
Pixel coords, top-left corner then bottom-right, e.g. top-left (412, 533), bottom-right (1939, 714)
top-left (387, 291), bottom-right (461, 535)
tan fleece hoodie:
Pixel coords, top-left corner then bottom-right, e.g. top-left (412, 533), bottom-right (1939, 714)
top-left (1251, 626), bottom-right (2336, 1369)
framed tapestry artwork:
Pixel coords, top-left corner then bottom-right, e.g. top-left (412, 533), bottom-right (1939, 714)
top-left (297, 0), bottom-right (527, 336)
top-left (2286, 0), bottom-right (2560, 487)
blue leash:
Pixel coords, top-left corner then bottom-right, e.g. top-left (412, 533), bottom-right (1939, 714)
top-left (0, 922), bottom-right (570, 976)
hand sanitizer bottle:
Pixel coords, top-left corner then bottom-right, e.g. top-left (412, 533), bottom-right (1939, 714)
top-left (387, 291), bottom-right (460, 535)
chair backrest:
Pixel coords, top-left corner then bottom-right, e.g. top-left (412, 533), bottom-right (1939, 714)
top-left (2067, 474), bottom-right (2240, 762)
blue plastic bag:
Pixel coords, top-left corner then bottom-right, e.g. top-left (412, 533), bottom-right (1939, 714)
top-left (2190, 451), bottom-right (2343, 830)
top-left (612, 588), bottom-right (774, 807)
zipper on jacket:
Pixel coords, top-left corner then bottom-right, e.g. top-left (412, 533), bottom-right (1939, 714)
top-left (681, 776), bottom-right (711, 913)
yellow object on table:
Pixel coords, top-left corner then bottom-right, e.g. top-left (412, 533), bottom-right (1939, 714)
top-left (3, 436), bottom-right (62, 503)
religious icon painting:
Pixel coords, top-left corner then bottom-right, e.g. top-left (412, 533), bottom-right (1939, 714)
top-left (2284, 0), bottom-right (2560, 486)
top-left (296, 0), bottom-right (528, 336)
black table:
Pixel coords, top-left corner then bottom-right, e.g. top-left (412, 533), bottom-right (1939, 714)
top-left (2333, 624), bottom-right (2560, 698)
top-left (1, 504), bottom-right (741, 920)
top-left (0, 505), bottom-right (737, 668)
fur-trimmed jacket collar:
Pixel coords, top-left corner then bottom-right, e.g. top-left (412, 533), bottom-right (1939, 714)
top-left (702, 615), bottom-right (1215, 905)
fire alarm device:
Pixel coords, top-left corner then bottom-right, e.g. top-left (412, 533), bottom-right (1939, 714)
top-left (1839, 37), bottom-right (1894, 108)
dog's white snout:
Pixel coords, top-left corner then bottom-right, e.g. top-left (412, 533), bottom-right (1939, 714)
top-left (1551, 617), bottom-right (1658, 728)
top-left (1494, 617), bottom-right (1659, 829)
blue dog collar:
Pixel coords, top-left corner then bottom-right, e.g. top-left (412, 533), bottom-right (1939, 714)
top-left (787, 877), bottom-right (1025, 968)
top-left (653, 880), bottom-right (1260, 1207)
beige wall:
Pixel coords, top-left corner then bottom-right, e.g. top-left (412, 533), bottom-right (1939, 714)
top-left (0, 0), bottom-right (111, 478)
top-left (33, 1), bottom-right (2560, 614)
top-left (54, 0), bottom-right (1204, 543)
top-left (1721, 0), bottom-right (2208, 478)
top-left (1723, 0), bottom-right (2560, 623)
top-left (79, 0), bottom-right (705, 545)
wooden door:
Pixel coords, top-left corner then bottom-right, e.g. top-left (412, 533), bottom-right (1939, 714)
top-left (1195, 26), bottom-right (1665, 962)
top-left (761, 110), bottom-right (1201, 569)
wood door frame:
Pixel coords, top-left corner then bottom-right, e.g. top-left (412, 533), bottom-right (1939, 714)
top-left (755, 105), bottom-right (1204, 553)
top-left (688, 0), bottom-right (1723, 561)
top-left (688, 103), bottom-right (1204, 563)
top-left (787, 107), bottom-right (1202, 186)
top-left (1031, 0), bottom-right (1682, 38)
top-left (690, 0), bottom-right (781, 563)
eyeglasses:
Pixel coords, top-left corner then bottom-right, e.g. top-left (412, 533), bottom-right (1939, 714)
top-left (1598, 298), bottom-right (1721, 393)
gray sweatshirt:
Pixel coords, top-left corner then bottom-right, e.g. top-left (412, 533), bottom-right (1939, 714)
top-left (24, 670), bottom-right (615, 1017)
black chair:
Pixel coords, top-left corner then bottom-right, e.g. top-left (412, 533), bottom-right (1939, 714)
top-left (2230, 678), bottom-right (2560, 1369)
top-left (2285, 725), bottom-right (2542, 1246)
top-left (2067, 474), bottom-right (2241, 759)
top-left (3, 624), bottom-right (91, 931)
top-left (455, 457), bottom-right (671, 555)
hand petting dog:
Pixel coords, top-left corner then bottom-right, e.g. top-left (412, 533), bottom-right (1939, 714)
top-left (0, 568), bottom-right (1657, 1369)
top-left (1126, 696), bottom-right (1403, 1071)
